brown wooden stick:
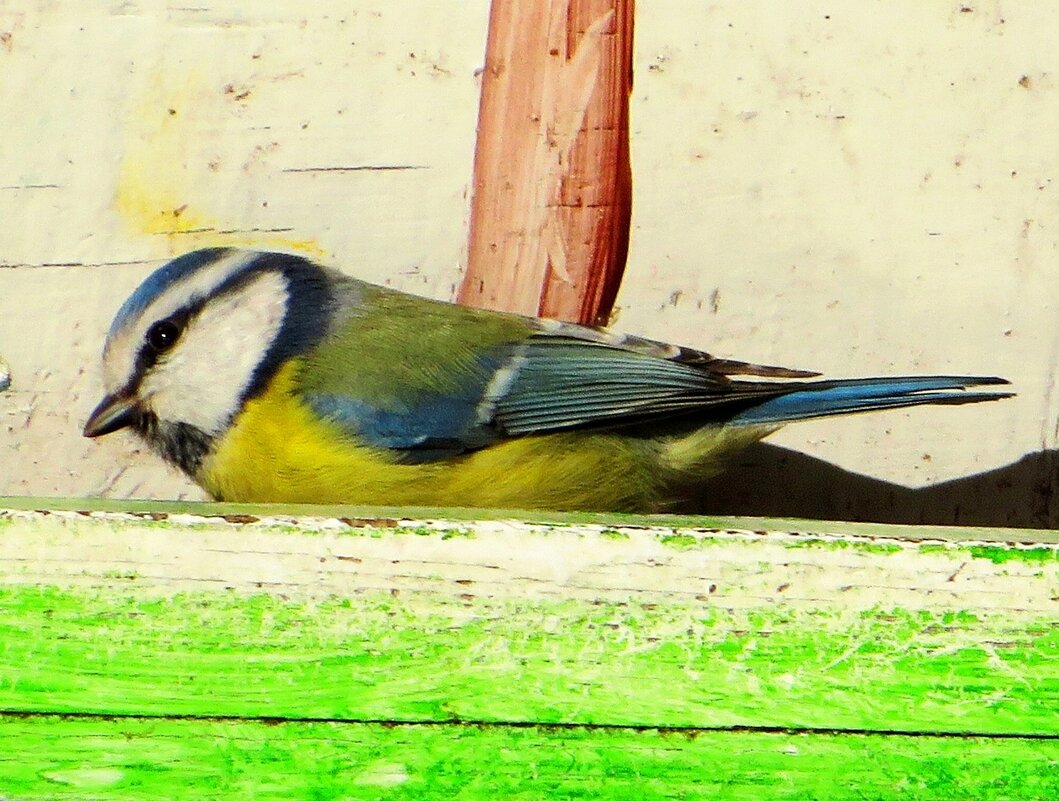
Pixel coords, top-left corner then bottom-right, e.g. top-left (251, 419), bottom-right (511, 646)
top-left (460, 0), bottom-right (634, 326)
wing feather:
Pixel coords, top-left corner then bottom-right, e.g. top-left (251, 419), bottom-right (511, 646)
top-left (297, 282), bottom-right (1006, 461)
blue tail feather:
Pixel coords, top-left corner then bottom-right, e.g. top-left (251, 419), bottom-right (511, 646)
top-left (730, 376), bottom-right (1012, 426)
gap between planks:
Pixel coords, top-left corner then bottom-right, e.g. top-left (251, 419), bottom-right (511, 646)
top-left (2, 710), bottom-right (1057, 742)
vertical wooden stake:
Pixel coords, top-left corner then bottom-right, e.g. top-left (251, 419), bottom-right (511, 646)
top-left (459, 0), bottom-right (634, 326)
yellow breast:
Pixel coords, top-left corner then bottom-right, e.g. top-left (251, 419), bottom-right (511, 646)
top-left (198, 362), bottom-right (766, 512)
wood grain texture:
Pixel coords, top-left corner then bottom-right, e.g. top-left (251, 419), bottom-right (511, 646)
top-left (0, 505), bottom-right (1056, 798)
top-left (1, 716), bottom-right (1056, 801)
top-left (460, 0), bottom-right (633, 324)
top-left (5, 494), bottom-right (1059, 545)
top-left (1, 508), bottom-right (1056, 736)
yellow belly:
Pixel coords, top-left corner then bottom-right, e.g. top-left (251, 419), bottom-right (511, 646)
top-left (198, 363), bottom-right (768, 512)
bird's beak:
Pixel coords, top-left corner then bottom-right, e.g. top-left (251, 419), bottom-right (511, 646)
top-left (83, 393), bottom-right (142, 438)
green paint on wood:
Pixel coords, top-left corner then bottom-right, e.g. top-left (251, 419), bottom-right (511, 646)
top-left (0, 716), bottom-right (1055, 801)
top-left (966, 544), bottom-right (1059, 565)
top-left (660, 533), bottom-right (700, 549)
top-left (2, 504), bottom-right (1056, 798)
top-left (784, 538), bottom-right (904, 555)
top-left (919, 543), bottom-right (950, 555)
top-left (1, 586), bottom-right (1055, 735)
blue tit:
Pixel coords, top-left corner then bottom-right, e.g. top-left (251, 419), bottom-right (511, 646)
top-left (83, 248), bottom-right (1011, 512)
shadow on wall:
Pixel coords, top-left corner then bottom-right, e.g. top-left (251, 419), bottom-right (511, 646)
top-left (691, 443), bottom-right (1059, 530)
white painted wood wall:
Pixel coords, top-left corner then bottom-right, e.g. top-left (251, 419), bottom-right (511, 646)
top-left (1, 2), bottom-right (1055, 524)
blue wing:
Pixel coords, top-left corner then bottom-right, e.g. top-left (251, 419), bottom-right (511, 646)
top-left (301, 316), bottom-right (1010, 462)
top-left (302, 329), bottom-right (770, 460)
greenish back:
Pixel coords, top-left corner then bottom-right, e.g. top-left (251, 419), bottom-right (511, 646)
top-left (299, 283), bottom-right (535, 405)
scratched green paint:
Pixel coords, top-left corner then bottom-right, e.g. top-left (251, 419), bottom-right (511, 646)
top-left (1, 586), bottom-right (1055, 735)
top-left (0, 716), bottom-right (1056, 801)
top-left (783, 538), bottom-right (904, 554)
top-left (966, 544), bottom-right (1059, 564)
top-left (1, 505), bottom-right (1057, 798)
top-left (6, 500), bottom-right (1059, 572)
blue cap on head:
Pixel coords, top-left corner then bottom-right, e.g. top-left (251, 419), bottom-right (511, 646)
top-left (109, 247), bottom-right (233, 339)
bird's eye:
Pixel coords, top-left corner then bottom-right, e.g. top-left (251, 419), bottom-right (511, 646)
top-left (146, 320), bottom-right (181, 353)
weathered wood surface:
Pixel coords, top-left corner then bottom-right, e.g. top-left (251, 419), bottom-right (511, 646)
top-left (1, 718), bottom-right (1055, 801)
top-left (460, 0), bottom-right (633, 324)
top-left (0, 503), bottom-right (1056, 798)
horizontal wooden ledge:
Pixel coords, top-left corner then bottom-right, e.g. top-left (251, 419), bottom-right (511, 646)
top-left (1, 500), bottom-right (1056, 738)
top-left (0, 715), bottom-right (1056, 801)
top-left (4, 494), bottom-right (1059, 544)
top-left (1, 505), bottom-right (1057, 611)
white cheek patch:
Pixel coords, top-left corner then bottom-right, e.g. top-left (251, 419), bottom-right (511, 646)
top-left (141, 269), bottom-right (290, 435)
top-left (102, 250), bottom-right (263, 394)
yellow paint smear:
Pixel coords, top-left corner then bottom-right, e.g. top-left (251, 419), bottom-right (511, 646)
top-left (115, 72), bottom-right (325, 259)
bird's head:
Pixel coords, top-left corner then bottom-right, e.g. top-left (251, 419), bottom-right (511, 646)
top-left (83, 247), bottom-right (335, 474)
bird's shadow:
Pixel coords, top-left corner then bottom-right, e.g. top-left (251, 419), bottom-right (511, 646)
top-left (686, 443), bottom-right (1059, 529)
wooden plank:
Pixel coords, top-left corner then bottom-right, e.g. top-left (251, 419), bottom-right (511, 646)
top-left (3, 494), bottom-right (1059, 545)
top-left (0, 716), bottom-right (1055, 801)
top-left (460, 0), bottom-right (633, 324)
top-left (1, 507), bottom-right (1055, 736)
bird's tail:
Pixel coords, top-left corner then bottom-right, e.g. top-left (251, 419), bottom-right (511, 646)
top-left (729, 375), bottom-right (1013, 426)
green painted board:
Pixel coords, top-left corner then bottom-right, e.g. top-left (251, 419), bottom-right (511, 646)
top-left (0, 503), bottom-right (1057, 799)
top-left (2, 586), bottom-right (1057, 735)
top-left (1, 716), bottom-right (1056, 801)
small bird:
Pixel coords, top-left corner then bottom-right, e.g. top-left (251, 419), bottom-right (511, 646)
top-left (84, 248), bottom-right (1011, 512)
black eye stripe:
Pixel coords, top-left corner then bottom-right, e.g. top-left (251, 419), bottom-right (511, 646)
top-left (123, 275), bottom-right (247, 397)
top-left (135, 269), bottom-right (264, 364)
top-left (134, 308), bottom-right (196, 378)
top-left (116, 254), bottom-right (330, 415)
